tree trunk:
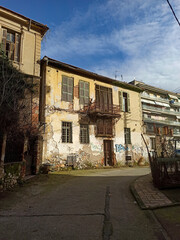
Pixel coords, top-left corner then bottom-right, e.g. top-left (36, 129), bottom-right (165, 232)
top-left (0, 130), bottom-right (7, 176)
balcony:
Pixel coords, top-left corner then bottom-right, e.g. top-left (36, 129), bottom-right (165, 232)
top-left (141, 93), bottom-right (169, 104)
top-left (79, 102), bottom-right (121, 118)
top-left (144, 117), bottom-right (180, 127)
top-left (173, 128), bottom-right (180, 137)
top-left (170, 101), bottom-right (180, 107)
top-left (142, 105), bottom-right (180, 116)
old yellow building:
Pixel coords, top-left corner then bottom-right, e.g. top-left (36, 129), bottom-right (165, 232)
top-left (0, 6), bottom-right (48, 76)
top-left (40, 57), bottom-right (144, 168)
top-left (0, 6), bottom-right (48, 188)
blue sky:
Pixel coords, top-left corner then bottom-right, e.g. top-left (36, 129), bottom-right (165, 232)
top-left (1, 0), bottom-right (180, 92)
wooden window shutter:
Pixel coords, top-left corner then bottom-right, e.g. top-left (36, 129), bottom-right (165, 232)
top-left (14, 33), bottom-right (20, 62)
top-left (79, 81), bottom-right (84, 104)
top-left (119, 91), bottom-right (123, 111)
top-left (79, 81), bottom-right (89, 105)
top-left (96, 84), bottom-right (100, 107)
top-left (62, 75), bottom-right (67, 101)
top-left (62, 76), bottom-right (74, 102)
top-left (84, 82), bottom-right (89, 104)
top-left (68, 77), bottom-right (73, 102)
top-left (127, 93), bottom-right (130, 112)
top-left (1, 28), bottom-right (7, 52)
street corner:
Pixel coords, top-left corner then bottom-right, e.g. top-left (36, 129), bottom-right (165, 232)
top-left (130, 174), bottom-right (175, 210)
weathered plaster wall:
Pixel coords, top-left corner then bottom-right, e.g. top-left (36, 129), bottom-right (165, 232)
top-left (42, 66), bottom-right (144, 168)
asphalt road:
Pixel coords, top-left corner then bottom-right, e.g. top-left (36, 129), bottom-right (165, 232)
top-left (0, 167), bottom-right (167, 240)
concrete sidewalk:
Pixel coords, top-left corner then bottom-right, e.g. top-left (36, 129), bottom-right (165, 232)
top-left (130, 174), bottom-right (176, 209)
top-left (131, 173), bottom-right (180, 240)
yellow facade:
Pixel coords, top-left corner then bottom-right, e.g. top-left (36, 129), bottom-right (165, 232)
top-left (0, 6), bottom-right (48, 177)
top-left (0, 6), bottom-right (48, 76)
top-left (40, 57), bottom-right (144, 168)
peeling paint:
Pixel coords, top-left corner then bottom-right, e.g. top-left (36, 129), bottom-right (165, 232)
top-left (41, 65), bottom-right (144, 168)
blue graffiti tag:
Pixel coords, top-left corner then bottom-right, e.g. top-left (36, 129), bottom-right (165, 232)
top-left (115, 144), bottom-right (129, 152)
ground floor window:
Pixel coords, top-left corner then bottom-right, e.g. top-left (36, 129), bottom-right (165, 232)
top-left (124, 128), bottom-right (131, 144)
top-left (80, 124), bottom-right (89, 144)
top-left (62, 122), bottom-right (72, 143)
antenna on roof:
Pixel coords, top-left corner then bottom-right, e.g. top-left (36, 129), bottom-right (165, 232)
top-left (115, 71), bottom-right (121, 80)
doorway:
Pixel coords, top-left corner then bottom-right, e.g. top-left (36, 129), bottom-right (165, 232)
top-left (103, 140), bottom-right (113, 166)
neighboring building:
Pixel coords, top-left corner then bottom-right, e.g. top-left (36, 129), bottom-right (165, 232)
top-left (130, 80), bottom-right (180, 158)
top-left (40, 57), bottom-right (144, 169)
top-left (0, 6), bottom-right (48, 188)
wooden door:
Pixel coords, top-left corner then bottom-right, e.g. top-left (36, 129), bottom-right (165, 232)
top-left (104, 140), bottom-right (113, 166)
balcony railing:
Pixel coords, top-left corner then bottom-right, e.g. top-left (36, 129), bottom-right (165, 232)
top-left (144, 117), bottom-right (180, 127)
top-left (142, 105), bottom-right (180, 116)
top-left (170, 101), bottom-right (180, 107)
top-left (80, 102), bottom-right (121, 117)
top-left (141, 93), bottom-right (169, 104)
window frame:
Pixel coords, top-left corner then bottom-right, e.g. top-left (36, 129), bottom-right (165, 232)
top-left (95, 84), bottom-right (113, 112)
top-left (124, 128), bottom-right (131, 144)
top-left (96, 119), bottom-right (113, 137)
top-left (62, 121), bottom-right (73, 143)
top-left (61, 75), bottom-right (74, 102)
top-left (1, 27), bottom-right (20, 62)
top-left (119, 91), bottom-right (130, 112)
top-left (79, 80), bottom-right (89, 105)
top-left (80, 124), bottom-right (89, 144)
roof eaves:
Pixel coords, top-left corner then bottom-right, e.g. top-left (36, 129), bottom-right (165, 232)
top-left (136, 83), bottom-right (178, 96)
top-left (42, 56), bottom-right (142, 93)
top-left (0, 6), bottom-right (49, 35)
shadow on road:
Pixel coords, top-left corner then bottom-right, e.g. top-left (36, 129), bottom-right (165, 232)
top-left (0, 167), bottom-right (173, 240)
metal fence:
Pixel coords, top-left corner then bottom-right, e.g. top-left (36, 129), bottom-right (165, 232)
top-left (150, 157), bottom-right (180, 189)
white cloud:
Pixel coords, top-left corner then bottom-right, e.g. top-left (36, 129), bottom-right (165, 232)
top-left (42, 0), bottom-right (180, 92)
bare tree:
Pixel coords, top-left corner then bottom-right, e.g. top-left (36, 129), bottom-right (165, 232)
top-left (0, 48), bottom-right (38, 168)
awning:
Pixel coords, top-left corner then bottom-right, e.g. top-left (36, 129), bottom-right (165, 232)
top-left (168, 94), bottom-right (178, 100)
top-left (141, 99), bottom-right (156, 105)
top-left (155, 101), bottom-right (170, 107)
top-left (176, 116), bottom-right (180, 119)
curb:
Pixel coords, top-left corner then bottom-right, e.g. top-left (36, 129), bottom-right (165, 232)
top-left (130, 177), bottom-right (147, 210)
top-left (130, 175), bottom-right (180, 210)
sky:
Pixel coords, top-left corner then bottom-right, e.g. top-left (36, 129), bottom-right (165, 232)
top-left (1, 0), bottom-right (180, 92)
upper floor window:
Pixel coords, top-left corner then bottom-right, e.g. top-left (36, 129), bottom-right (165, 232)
top-left (119, 91), bottom-right (130, 112)
top-left (95, 85), bottom-right (112, 113)
top-left (61, 75), bottom-right (74, 102)
top-left (1, 28), bottom-right (20, 62)
top-left (79, 80), bottom-right (89, 105)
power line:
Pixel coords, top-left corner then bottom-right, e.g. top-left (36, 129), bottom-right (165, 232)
top-left (172, 86), bottom-right (180, 92)
top-left (166, 0), bottom-right (180, 27)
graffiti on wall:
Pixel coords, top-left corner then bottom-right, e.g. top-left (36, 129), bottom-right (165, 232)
top-left (91, 143), bottom-right (102, 152)
top-left (115, 144), bottom-right (129, 152)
